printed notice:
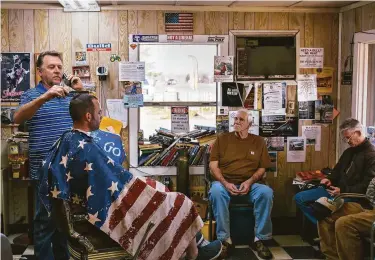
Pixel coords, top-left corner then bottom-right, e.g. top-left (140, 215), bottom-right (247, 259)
top-left (302, 125), bottom-right (321, 151)
top-left (300, 48), bottom-right (324, 68)
top-left (287, 137), bottom-right (306, 163)
top-left (106, 99), bottom-right (128, 127)
top-left (171, 106), bottom-right (189, 134)
top-left (119, 62), bottom-right (145, 82)
top-left (214, 56), bottom-right (234, 82)
top-left (297, 74), bottom-right (318, 101)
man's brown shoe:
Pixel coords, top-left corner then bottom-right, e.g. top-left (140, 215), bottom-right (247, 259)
top-left (221, 241), bottom-right (234, 258)
top-left (251, 240), bottom-right (273, 259)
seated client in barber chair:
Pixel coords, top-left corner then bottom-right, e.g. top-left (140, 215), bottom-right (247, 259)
top-left (209, 109), bottom-right (274, 259)
top-left (37, 93), bottom-right (222, 260)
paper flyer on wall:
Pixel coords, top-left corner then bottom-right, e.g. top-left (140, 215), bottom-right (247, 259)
top-left (218, 106), bottom-right (229, 115)
top-left (222, 83), bottom-right (244, 107)
top-left (267, 152), bottom-right (277, 177)
top-left (1, 52), bottom-right (31, 102)
top-left (265, 137), bottom-right (285, 151)
top-left (260, 117), bottom-right (298, 137)
top-left (216, 115), bottom-right (229, 134)
top-left (300, 48), bottom-right (324, 68)
top-left (214, 56), bottom-right (234, 82)
top-left (244, 83), bottom-right (255, 109)
top-left (229, 110), bottom-right (259, 135)
top-left (302, 125), bottom-right (321, 151)
top-left (106, 99), bottom-right (128, 127)
top-left (297, 74), bottom-right (317, 101)
top-left (263, 83), bottom-right (283, 111)
top-left (171, 106), bottom-right (189, 134)
top-left (298, 101), bottom-right (316, 120)
top-left (287, 137), bottom-right (306, 162)
top-left (314, 95), bottom-right (334, 124)
top-left (119, 62), bottom-right (145, 82)
top-left (314, 67), bottom-right (334, 94)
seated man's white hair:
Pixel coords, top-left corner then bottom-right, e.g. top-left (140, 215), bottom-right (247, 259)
top-left (237, 108), bottom-right (253, 124)
top-left (339, 118), bottom-right (363, 134)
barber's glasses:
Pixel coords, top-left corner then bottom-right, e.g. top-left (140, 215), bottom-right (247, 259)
top-left (341, 132), bottom-right (356, 143)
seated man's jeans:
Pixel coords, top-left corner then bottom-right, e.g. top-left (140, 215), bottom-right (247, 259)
top-left (34, 183), bottom-right (69, 260)
top-left (209, 181), bottom-right (273, 242)
top-left (294, 187), bottom-right (333, 225)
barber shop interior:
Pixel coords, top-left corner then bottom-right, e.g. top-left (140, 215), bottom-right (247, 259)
top-left (1, 0), bottom-right (375, 259)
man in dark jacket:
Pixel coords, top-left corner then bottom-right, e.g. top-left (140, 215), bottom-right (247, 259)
top-left (294, 118), bottom-right (375, 224)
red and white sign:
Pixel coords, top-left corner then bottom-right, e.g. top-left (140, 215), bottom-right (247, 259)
top-left (167, 35), bottom-right (193, 42)
top-left (171, 106), bottom-right (189, 133)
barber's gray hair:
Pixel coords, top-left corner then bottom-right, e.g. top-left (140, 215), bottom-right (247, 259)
top-left (237, 108), bottom-right (253, 124)
top-left (339, 118), bottom-right (363, 134)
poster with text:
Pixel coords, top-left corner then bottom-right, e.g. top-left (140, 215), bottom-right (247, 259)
top-left (287, 137), bottom-right (306, 162)
top-left (297, 74), bottom-right (317, 101)
top-left (314, 67), bottom-right (334, 94)
top-left (123, 94), bottom-right (143, 108)
top-left (298, 101), bottom-right (316, 120)
top-left (119, 62), bottom-right (145, 82)
top-left (106, 99), bottom-right (128, 127)
top-left (300, 48), bottom-right (324, 68)
top-left (263, 83), bottom-right (283, 111)
top-left (171, 106), bottom-right (189, 134)
top-left (214, 56), bottom-right (234, 82)
top-left (75, 51), bottom-right (87, 65)
top-left (302, 125), bottom-right (321, 151)
top-left (260, 117), bottom-right (298, 137)
top-left (1, 52), bottom-right (31, 102)
top-left (314, 95), bottom-right (334, 124)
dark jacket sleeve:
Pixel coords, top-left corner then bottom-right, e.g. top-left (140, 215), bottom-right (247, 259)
top-left (327, 150), bottom-right (347, 185)
top-left (341, 153), bottom-right (375, 193)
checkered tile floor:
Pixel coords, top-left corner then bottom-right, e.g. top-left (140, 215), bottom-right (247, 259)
top-left (8, 233), bottom-right (324, 260)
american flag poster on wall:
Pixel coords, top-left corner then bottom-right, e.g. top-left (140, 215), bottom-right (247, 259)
top-left (165, 13), bottom-right (194, 32)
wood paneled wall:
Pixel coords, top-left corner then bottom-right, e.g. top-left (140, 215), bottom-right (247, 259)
top-left (1, 9), bottom-right (342, 217)
top-left (339, 2), bottom-right (375, 156)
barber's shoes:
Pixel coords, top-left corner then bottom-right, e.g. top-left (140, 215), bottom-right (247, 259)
top-left (251, 240), bottom-right (273, 259)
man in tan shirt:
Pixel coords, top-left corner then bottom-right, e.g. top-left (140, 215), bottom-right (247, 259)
top-left (209, 109), bottom-right (273, 259)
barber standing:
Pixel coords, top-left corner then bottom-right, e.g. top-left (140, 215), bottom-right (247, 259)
top-left (13, 51), bottom-right (83, 260)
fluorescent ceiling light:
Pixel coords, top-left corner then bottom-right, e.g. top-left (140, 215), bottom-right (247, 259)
top-left (58, 0), bottom-right (100, 12)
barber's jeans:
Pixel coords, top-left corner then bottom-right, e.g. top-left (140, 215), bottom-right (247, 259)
top-left (318, 202), bottom-right (375, 260)
top-left (34, 184), bottom-right (69, 260)
top-left (209, 181), bottom-right (273, 241)
top-left (294, 187), bottom-right (333, 225)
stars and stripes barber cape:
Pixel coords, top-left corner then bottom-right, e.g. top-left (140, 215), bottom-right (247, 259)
top-left (38, 130), bottom-right (203, 260)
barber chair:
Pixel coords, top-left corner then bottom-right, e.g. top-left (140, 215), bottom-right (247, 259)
top-left (51, 198), bottom-right (153, 260)
top-left (204, 153), bottom-right (255, 244)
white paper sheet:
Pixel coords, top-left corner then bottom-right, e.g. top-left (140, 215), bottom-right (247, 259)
top-left (287, 137), bottom-right (306, 162)
top-left (106, 99), bottom-right (128, 127)
top-left (300, 48), bottom-right (324, 68)
top-left (119, 62), bottom-right (145, 82)
top-left (302, 125), bottom-right (321, 151)
top-left (263, 83), bottom-right (283, 111)
top-left (297, 74), bottom-right (318, 101)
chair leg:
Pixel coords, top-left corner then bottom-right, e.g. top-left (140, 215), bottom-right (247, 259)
top-left (209, 204), bottom-right (213, 241)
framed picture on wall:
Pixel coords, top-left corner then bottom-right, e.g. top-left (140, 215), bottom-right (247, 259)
top-left (1, 52), bottom-right (31, 102)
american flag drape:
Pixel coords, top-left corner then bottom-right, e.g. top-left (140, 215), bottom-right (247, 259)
top-left (38, 130), bottom-right (203, 260)
top-left (165, 13), bottom-right (194, 32)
